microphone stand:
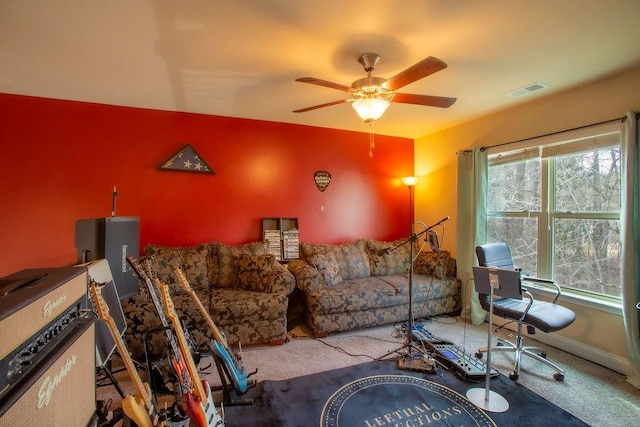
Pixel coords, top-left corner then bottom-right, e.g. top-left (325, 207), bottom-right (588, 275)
top-left (377, 217), bottom-right (449, 361)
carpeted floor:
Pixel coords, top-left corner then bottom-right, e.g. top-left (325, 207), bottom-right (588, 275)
top-left (97, 316), bottom-right (640, 426)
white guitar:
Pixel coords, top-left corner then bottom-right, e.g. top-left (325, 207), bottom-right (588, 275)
top-left (159, 279), bottom-right (224, 427)
top-left (89, 281), bottom-right (166, 427)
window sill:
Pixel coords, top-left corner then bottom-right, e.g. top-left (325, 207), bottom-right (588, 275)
top-left (525, 284), bottom-right (622, 316)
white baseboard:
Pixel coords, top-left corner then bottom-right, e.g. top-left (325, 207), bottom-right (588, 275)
top-left (491, 319), bottom-right (632, 376)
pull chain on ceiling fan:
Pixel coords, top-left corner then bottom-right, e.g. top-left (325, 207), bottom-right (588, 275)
top-left (293, 53), bottom-right (457, 123)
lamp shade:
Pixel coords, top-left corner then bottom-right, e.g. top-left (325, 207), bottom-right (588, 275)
top-left (401, 176), bottom-right (418, 187)
top-left (352, 97), bottom-right (390, 122)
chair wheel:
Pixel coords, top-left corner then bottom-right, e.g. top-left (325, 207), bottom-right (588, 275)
top-left (553, 373), bottom-right (564, 381)
top-left (475, 352), bottom-right (483, 359)
top-left (509, 372), bottom-right (519, 381)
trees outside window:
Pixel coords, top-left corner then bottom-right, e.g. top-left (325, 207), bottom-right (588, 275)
top-left (487, 134), bottom-right (621, 299)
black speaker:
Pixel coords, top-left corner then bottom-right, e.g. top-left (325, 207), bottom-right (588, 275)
top-left (75, 217), bottom-right (139, 299)
top-left (79, 259), bottom-right (127, 368)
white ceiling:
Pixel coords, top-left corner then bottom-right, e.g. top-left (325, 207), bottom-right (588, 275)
top-left (2, 1), bottom-right (639, 139)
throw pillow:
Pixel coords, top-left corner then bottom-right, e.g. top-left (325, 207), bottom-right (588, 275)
top-left (308, 251), bottom-right (343, 286)
top-left (300, 240), bottom-right (371, 280)
top-left (366, 239), bottom-right (411, 276)
top-left (144, 243), bottom-right (211, 292)
top-left (236, 254), bottom-right (275, 292)
top-left (216, 241), bottom-right (268, 288)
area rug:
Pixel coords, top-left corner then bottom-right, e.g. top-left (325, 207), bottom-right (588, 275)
top-left (223, 359), bottom-right (588, 426)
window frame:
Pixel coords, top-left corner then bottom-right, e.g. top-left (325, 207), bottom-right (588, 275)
top-left (486, 122), bottom-right (622, 310)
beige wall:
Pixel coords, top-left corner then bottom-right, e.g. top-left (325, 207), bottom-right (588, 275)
top-left (414, 63), bottom-right (640, 371)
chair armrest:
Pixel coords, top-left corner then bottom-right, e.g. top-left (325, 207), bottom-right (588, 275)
top-left (520, 288), bottom-right (535, 320)
top-left (287, 259), bottom-right (326, 293)
top-left (267, 261), bottom-right (296, 295)
top-left (522, 275), bottom-right (562, 303)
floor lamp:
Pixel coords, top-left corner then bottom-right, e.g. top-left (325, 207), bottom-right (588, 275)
top-left (377, 177), bottom-right (420, 361)
top-left (401, 176), bottom-right (418, 347)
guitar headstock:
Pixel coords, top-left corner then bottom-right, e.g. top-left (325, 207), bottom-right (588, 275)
top-left (127, 255), bottom-right (150, 299)
top-left (159, 279), bottom-right (177, 321)
top-left (89, 281), bottom-right (110, 320)
top-left (174, 266), bottom-right (194, 294)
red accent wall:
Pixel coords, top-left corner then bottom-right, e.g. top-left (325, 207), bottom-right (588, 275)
top-left (0, 94), bottom-right (414, 277)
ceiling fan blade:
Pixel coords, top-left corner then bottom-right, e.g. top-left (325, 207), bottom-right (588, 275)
top-left (295, 77), bottom-right (353, 92)
top-left (293, 99), bottom-right (349, 113)
top-left (382, 57), bottom-right (448, 91)
top-left (393, 93), bottom-right (457, 108)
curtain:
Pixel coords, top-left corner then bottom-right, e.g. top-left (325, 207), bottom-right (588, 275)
top-left (456, 147), bottom-right (488, 325)
top-left (621, 111), bottom-right (640, 388)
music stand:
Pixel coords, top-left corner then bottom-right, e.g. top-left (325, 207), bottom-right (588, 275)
top-left (466, 266), bottom-right (509, 412)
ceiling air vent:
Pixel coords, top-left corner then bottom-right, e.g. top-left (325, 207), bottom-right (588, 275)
top-left (507, 82), bottom-right (549, 98)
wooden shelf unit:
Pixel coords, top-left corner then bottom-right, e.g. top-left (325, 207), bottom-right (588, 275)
top-left (261, 217), bottom-right (299, 261)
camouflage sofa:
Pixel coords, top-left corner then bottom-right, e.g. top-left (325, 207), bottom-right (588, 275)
top-left (121, 241), bottom-right (296, 360)
top-left (287, 239), bottom-right (461, 337)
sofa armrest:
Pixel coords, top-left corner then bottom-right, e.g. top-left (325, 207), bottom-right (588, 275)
top-left (414, 250), bottom-right (457, 278)
top-left (287, 259), bottom-right (326, 293)
top-left (267, 261), bottom-right (296, 295)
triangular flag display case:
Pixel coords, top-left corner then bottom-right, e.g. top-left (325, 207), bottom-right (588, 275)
top-left (158, 144), bottom-right (215, 174)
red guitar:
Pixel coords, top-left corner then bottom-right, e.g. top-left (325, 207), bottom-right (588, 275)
top-left (159, 279), bottom-right (224, 427)
top-left (127, 256), bottom-right (192, 397)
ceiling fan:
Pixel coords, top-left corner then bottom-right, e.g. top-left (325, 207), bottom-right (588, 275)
top-left (293, 53), bottom-right (456, 123)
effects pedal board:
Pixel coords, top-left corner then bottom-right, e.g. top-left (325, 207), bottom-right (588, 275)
top-left (428, 343), bottom-right (499, 380)
top-left (411, 323), bottom-right (499, 380)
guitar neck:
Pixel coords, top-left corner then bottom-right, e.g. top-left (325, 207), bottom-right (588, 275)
top-left (174, 267), bottom-right (226, 345)
top-left (128, 257), bottom-right (172, 328)
top-left (90, 282), bottom-right (155, 414)
top-left (128, 257), bottom-right (187, 360)
top-left (160, 281), bottom-right (207, 402)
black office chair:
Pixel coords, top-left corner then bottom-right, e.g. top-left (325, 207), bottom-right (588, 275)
top-left (475, 243), bottom-right (576, 381)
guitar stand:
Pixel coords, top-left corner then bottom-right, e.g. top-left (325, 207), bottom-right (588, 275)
top-left (212, 354), bottom-right (255, 406)
top-left (96, 359), bottom-right (126, 399)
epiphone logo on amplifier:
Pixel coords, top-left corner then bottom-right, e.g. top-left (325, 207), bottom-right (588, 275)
top-left (37, 353), bottom-right (77, 408)
top-left (43, 294), bottom-right (67, 318)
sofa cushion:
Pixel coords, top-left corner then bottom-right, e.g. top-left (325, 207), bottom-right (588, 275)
top-left (305, 277), bottom-right (399, 314)
top-left (365, 239), bottom-right (411, 276)
top-left (145, 243), bottom-right (211, 292)
top-left (300, 240), bottom-right (371, 280)
top-left (215, 241), bottom-right (268, 288)
top-left (308, 251), bottom-right (343, 286)
top-left (236, 254), bottom-right (275, 292)
top-left (211, 288), bottom-right (288, 325)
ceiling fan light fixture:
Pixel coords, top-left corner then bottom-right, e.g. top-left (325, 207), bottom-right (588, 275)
top-left (352, 97), bottom-right (390, 123)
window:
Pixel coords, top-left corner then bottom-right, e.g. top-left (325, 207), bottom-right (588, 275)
top-left (486, 125), bottom-right (622, 299)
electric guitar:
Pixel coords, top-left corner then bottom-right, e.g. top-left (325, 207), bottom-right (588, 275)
top-left (174, 266), bottom-right (256, 394)
top-left (126, 256), bottom-right (192, 398)
top-left (159, 280), bottom-right (224, 427)
top-left (89, 281), bottom-right (165, 427)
